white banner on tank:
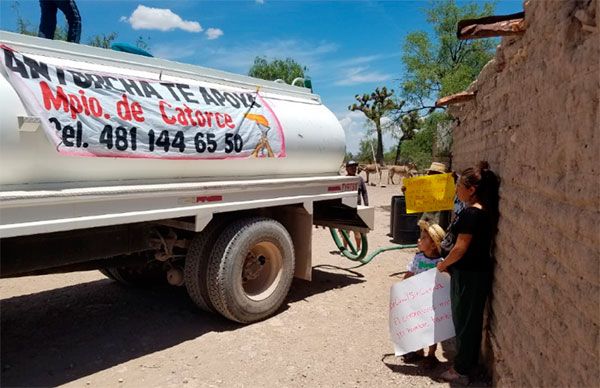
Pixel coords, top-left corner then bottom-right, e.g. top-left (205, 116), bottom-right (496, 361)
top-left (389, 269), bottom-right (455, 355)
top-left (0, 44), bottom-right (286, 159)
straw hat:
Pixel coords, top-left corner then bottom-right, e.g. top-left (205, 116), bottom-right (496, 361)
top-left (427, 162), bottom-right (447, 174)
top-left (418, 220), bottom-right (446, 253)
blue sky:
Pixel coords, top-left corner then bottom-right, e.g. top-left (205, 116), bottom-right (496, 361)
top-left (1, 0), bottom-right (523, 153)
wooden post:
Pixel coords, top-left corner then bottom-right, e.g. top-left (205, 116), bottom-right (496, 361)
top-left (435, 91), bottom-right (476, 108)
top-left (370, 142), bottom-right (384, 187)
top-left (457, 12), bottom-right (525, 40)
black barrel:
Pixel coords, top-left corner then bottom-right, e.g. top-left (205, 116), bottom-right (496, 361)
top-left (389, 195), bottom-right (403, 237)
top-left (392, 196), bottom-right (422, 244)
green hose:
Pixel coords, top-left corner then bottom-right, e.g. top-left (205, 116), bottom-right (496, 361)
top-left (356, 244), bottom-right (417, 267)
top-left (329, 227), bottom-right (417, 267)
top-left (329, 228), bottom-right (369, 261)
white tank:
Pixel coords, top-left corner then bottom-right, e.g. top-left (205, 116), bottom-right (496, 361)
top-left (0, 32), bottom-right (345, 190)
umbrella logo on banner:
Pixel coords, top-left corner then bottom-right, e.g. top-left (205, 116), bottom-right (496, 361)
top-left (245, 113), bottom-right (274, 158)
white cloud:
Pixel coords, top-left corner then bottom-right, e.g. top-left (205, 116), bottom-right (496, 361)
top-left (206, 28), bottom-right (224, 40)
top-left (337, 111), bottom-right (368, 154)
top-left (312, 52), bottom-right (400, 85)
top-left (335, 55), bottom-right (385, 68)
top-left (336, 111), bottom-right (398, 154)
top-left (334, 66), bottom-right (393, 86)
top-left (152, 38), bottom-right (337, 73)
top-left (122, 5), bottom-right (202, 32)
top-left (343, 52), bottom-right (399, 66)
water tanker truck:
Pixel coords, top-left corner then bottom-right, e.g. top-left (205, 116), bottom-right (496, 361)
top-left (0, 32), bottom-right (374, 323)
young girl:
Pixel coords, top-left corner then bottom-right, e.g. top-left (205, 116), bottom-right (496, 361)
top-left (402, 219), bottom-right (446, 368)
top-left (437, 161), bottom-right (500, 384)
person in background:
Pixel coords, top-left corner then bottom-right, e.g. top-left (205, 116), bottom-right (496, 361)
top-left (401, 220), bottom-right (446, 368)
top-left (437, 161), bottom-right (500, 384)
top-left (344, 160), bottom-right (368, 250)
top-left (38, 0), bottom-right (81, 43)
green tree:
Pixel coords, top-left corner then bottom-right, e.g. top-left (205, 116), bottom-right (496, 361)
top-left (387, 111), bottom-right (421, 165)
top-left (87, 32), bottom-right (118, 49)
top-left (383, 147), bottom-right (397, 165)
top-left (400, 0), bottom-right (496, 113)
top-left (349, 87), bottom-right (400, 165)
top-left (396, 112), bottom-right (451, 170)
top-left (356, 137), bottom-right (377, 164)
top-left (248, 56), bottom-right (307, 85)
top-left (344, 152), bottom-right (355, 164)
top-left (398, 125), bottom-right (435, 170)
top-left (87, 33), bottom-right (151, 52)
top-left (135, 35), bottom-right (152, 52)
top-left (12, 1), bottom-right (35, 36)
top-left (425, 111), bottom-right (453, 157)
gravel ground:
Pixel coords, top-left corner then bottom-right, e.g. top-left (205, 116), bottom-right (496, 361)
top-left (0, 180), bottom-right (490, 388)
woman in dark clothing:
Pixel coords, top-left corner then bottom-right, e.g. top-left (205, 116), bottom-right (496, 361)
top-left (436, 161), bottom-right (500, 384)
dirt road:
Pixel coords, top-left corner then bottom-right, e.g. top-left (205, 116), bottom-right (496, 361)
top-left (0, 182), bottom-right (486, 387)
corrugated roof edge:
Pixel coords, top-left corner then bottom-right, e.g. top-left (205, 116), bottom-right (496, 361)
top-left (0, 31), bottom-right (320, 102)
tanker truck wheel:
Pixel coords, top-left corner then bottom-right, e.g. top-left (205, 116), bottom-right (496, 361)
top-left (184, 218), bottom-right (231, 313)
top-left (206, 217), bottom-right (295, 323)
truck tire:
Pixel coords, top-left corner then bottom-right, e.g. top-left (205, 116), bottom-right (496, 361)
top-left (207, 217), bottom-right (295, 323)
top-left (184, 218), bottom-right (230, 313)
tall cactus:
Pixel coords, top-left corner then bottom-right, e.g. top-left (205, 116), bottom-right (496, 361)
top-left (349, 87), bottom-right (401, 165)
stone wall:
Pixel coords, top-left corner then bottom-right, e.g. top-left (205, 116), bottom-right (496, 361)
top-left (448, 0), bottom-right (599, 386)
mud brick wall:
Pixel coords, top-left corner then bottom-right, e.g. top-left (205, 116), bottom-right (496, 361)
top-left (448, 0), bottom-right (599, 386)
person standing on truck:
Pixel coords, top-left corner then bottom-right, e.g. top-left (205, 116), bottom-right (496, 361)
top-left (344, 160), bottom-right (368, 250)
top-left (38, 0), bottom-right (81, 43)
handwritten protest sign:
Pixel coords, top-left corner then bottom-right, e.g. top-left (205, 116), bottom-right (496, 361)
top-left (389, 269), bottom-right (455, 355)
top-left (0, 45), bottom-right (285, 160)
top-left (403, 173), bottom-right (455, 213)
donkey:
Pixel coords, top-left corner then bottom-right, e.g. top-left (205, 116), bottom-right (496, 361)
top-left (387, 165), bottom-right (415, 185)
top-left (359, 163), bottom-right (384, 184)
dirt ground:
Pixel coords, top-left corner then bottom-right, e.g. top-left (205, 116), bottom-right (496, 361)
top-left (0, 177), bottom-right (489, 388)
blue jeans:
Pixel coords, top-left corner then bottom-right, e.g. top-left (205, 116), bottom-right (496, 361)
top-left (38, 0), bottom-right (81, 43)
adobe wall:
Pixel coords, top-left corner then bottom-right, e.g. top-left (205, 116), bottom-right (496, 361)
top-left (448, 0), bottom-right (599, 386)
